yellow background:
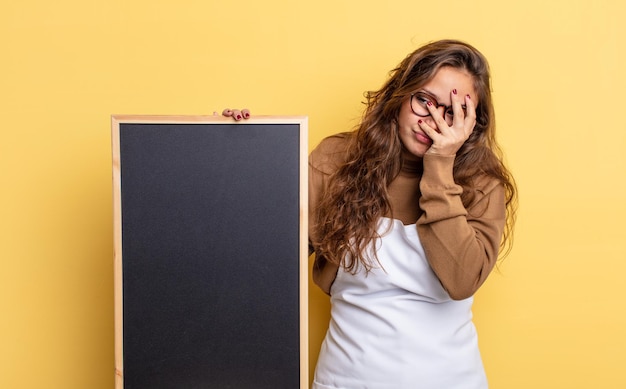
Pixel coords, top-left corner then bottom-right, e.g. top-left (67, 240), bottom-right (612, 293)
top-left (2, 0), bottom-right (625, 388)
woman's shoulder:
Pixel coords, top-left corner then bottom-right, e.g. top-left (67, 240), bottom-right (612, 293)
top-left (309, 132), bottom-right (352, 174)
top-left (312, 132), bottom-right (352, 154)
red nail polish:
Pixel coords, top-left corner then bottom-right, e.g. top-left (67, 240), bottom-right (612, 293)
top-left (427, 101), bottom-right (433, 107)
top-left (453, 89), bottom-right (457, 95)
top-left (466, 94), bottom-right (471, 99)
top-left (418, 119), bottom-right (423, 124)
top-left (236, 115), bottom-right (242, 120)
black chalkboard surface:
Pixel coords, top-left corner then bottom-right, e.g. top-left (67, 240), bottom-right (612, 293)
top-left (112, 116), bottom-right (308, 389)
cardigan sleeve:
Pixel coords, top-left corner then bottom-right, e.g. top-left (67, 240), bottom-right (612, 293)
top-left (416, 153), bottom-right (506, 300)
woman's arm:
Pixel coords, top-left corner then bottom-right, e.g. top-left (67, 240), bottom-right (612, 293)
top-left (308, 135), bottom-right (349, 295)
top-left (417, 153), bottom-right (506, 300)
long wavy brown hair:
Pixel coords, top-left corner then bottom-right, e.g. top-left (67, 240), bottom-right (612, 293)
top-left (312, 39), bottom-right (518, 273)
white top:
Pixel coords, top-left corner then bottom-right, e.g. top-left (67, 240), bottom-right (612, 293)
top-left (312, 218), bottom-right (487, 389)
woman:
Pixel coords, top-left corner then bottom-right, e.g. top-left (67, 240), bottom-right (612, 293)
top-left (307, 39), bottom-right (517, 388)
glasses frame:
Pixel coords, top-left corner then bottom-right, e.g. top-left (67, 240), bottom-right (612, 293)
top-left (410, 92), bottom-right (466, 125)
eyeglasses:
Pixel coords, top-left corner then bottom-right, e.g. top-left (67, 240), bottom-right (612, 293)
top-left (410, 92), bottom-right (466, 126)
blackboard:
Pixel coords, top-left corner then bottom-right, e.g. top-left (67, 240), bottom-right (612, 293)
top-left (112, 116), bottom-right (308, 389)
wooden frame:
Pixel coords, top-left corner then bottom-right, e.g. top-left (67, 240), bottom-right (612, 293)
top-left (112, 115), bottom-right (308, 388)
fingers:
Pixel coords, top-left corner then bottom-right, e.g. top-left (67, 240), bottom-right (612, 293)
top-left (424, 90), bottom-right (475, 135)
top-left (451, 89), bottom-right (465, 128)
top-left (418, 119), bottom-right (455, 156)
top-left (424, 100), bottom-right (448, 132)
top-left (417, 119), bottom-right (439, 142)
top-left (224, 109), bottom-right (242, 120)
top-left (463, 94), bottom-right (476, 128)
top-left (221, 108), bottom-right (251, 121)
top-left (419, 89), bottom-right (477, 155)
